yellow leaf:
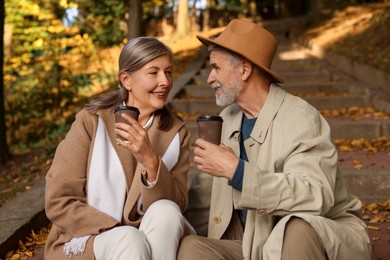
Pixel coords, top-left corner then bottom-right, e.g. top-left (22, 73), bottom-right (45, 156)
top-left (365, 203), bottom-right (379, 211)
top-left (18, 240), bottom-right (26, 251)
top-left (352, 159), bottom-right (362, 165)
top-left (353, 164), bottom-right (364, 169)
top-left (367, 225), bottom-right (380, 231)
top-left (369, 215), bottom-right (384, 223)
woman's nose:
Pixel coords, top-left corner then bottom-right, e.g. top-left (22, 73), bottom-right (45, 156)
top-left (159, 72), bottom-right (171, 86)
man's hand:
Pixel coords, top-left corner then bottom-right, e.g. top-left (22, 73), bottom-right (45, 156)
top-left (193, 138), bottom-right (239, 180)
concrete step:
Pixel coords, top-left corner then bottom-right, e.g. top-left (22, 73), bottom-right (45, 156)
top-left (342, 169), bottom-right (390, 203)
top-left (282, 73), bottom-right (332, 84)
top-left (181, 82), bottom-right (359, 98)
top-left (272, 62), bottom-right (321, 72)
top-left (327, 119), bottom-right (390, 139)
top-left (179, 85), bottom-right (215, 98)
top-left (171, 94), bottom-right (370, 114)
top-left (303, 95), bottom-right (370, 110)
top-left (197, 57), bottom-right (326, 74)
top-left (170, 98), bottom-right (222, 114)
top-left (192, 74), bottom-right (209, 84)
top-left (193, 70), bottom-right (334, 86)
top-left (282, 82), bottom-right (350, 94)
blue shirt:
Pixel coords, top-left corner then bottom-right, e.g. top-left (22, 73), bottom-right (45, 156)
top-left (228, 114), bottom-right (256, 220)
top-left (228, 114), bottom-right (256, 190)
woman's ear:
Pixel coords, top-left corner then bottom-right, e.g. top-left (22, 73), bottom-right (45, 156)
top-left (119, 72), bottom-right (131, 91)
top-left (241, 60), bottom-right (253, 81)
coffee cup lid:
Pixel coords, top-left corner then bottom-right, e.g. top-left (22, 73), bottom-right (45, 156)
top-left (197, 116), bottom-right (223, 122)
top-left (114, 106), bottom-right (140, 114)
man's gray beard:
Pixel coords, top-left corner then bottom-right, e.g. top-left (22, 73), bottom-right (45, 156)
top-left (212, 80), bottom-right (242, 107)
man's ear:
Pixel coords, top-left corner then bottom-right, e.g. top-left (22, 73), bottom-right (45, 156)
top-left (119, 72), bottom-right (131, 91)
top-left (241, 60), bottom-right (253, 81)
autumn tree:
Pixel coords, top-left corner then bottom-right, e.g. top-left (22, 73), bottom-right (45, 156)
top-left (4, 0), bottom-right (98, 147)
top-left (127, 0), bottom-right (144, 39)
top-left (76, 0), bottom-right (126, 47)
top-left (176, 0), bottom-right (189, 38)
top-left (203, 0), bottom-right (211, 31)
top-left (1, 0), bottom-right (10, 164)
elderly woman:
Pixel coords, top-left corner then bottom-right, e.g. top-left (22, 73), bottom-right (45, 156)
top-left (45, 37), bottom-right (191, 259)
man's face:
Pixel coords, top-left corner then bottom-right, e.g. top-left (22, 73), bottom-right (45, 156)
top-left (207, 50), bottom-right (243, 107)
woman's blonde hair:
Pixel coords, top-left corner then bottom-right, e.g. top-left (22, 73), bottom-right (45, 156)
top-left (86, 37), bottom-right (173, 130)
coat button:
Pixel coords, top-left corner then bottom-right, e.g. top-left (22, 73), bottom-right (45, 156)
top-left (257, 209), bottom-right (267, 215)
top-left (213, 216), bottom-right (221, 224)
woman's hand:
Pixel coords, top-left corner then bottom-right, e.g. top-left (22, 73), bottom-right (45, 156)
top-left (115, 114), bottom-right (159, 182)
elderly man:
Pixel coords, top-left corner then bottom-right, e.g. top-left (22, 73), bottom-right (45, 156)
top-left (178, 19), bottom-right (371, 260)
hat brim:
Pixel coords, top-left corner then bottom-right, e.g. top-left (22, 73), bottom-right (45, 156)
top-left (196, 35), bottom-right (284, 84)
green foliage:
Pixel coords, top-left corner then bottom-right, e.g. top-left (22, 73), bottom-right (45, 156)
top-left (4, 0), bottom-right (106, 150)
top-left (76, 0), bottom-right (126, 47)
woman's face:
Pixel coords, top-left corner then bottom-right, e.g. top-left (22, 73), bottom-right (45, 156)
top-left (122, 54), bottom-right (173, 116)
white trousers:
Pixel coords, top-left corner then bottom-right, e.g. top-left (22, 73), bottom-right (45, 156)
top-left (93, 199), bottom-right (185, 260)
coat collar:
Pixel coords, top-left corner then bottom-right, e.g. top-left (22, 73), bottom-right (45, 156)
top-left (224, 84), bottom-right (286, 144)
top-left (252, 84), bottom-right (286, 144)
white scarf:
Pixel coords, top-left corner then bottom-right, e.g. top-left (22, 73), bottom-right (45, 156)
top-left (64, 114), bottom-right (180, 256)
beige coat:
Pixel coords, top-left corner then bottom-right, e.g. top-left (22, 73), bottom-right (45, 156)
top-left (208, 85), bottom-right (372, 259)
top-left (44, 107), bottom-right (190, 259)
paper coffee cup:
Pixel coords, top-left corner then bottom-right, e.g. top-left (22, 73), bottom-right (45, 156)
top-left (114, 106), bottom-right (140, 141)
top-left (197, 116), bottom-right (223, 145)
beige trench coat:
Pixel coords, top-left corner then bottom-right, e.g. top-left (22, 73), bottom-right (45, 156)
top-left (208, 85), bottom-right (372, 259)
top-left (44, 107), bottom-right (190, 259)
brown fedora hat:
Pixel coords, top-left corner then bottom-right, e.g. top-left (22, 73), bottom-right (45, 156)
top-left (197, 19), bottom-right (284, 83)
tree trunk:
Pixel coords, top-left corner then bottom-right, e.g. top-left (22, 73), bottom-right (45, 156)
top-left (203, 0), bottom-right (210, 31)
top-left (249, 0), bottom-right (257, 18)
top-left (176, 0), bottom-right (189, 38)
top-left (189, 0), bottom-right (198, 33)
top-left (312, 0), bottom-right (324, 14)
top-left (127, 0), bottom-right (143, 40)
top-left (0, 0), bottom-right (11, 164)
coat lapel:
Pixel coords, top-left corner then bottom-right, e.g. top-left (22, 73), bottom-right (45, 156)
top-left (98, 108), bottom-right (185, 224)
top-left (252, 84), bottom-right (286, 144)
top-left (97, 108), bottom-right (137, 188)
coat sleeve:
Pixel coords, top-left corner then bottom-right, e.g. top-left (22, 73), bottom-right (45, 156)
top-left (45, 109), bottom-right (118, 238)
top-left (238, 104), bottom-right (337, 216)
top-left (139, 125), bottom-right (191, 213)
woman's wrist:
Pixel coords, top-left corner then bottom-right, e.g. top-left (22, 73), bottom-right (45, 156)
top-left (141, 154), bottom-right (159, 182)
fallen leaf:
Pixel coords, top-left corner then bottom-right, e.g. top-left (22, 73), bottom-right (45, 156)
top-left (368, 225), bottom-right (380, 231)
top-left (369, 215), bottom-right (385, 223)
